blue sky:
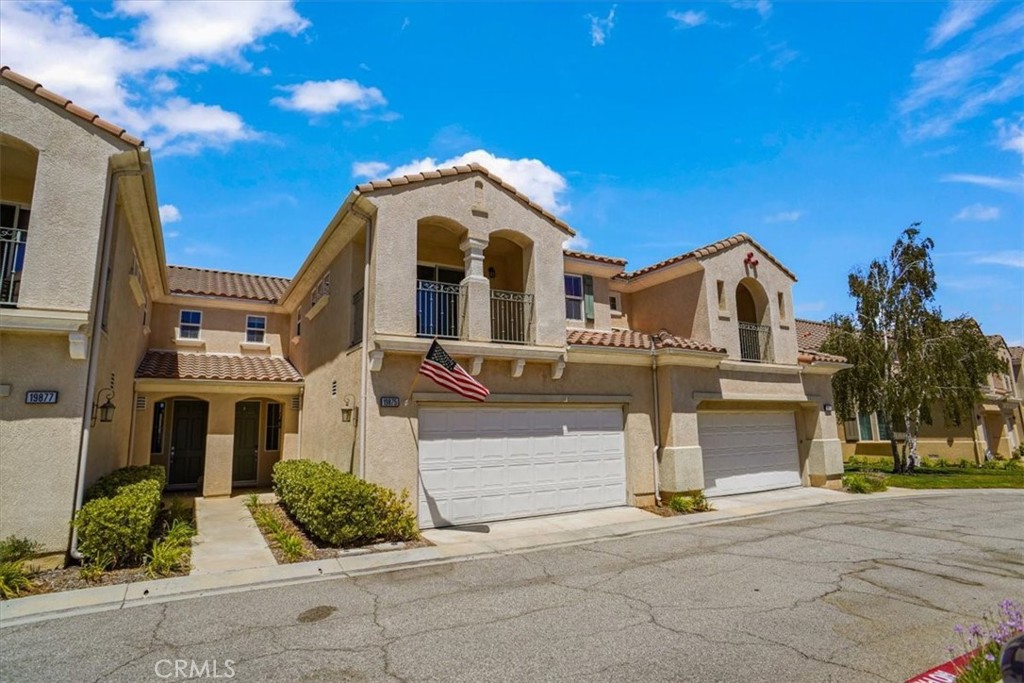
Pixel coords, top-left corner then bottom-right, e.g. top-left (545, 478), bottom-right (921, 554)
top-left (2, 1), bottom-right (1021, 342)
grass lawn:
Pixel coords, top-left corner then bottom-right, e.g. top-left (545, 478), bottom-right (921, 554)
top-left (846, 461), bottom-right (1024, 489)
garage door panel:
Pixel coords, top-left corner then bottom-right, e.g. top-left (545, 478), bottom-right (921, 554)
top-left (699, 412), bottom-right (801, 497)
top-left (418, 407), bottom-right (627, 528)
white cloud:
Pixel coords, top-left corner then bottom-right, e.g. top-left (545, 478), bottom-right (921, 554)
top-left (995, 115), bottom-right (1024, 161)
top-left (351, 161), bottom-right (390, 179)
top-left (900, 4), bottom-right (1024, 140)
top-left (563, 234), bottom-right (591, 251)
top-left (0, 0), bottom-right (308, 154)
top-left (667, 10), bottom-right (707, 28)
top-left (587, 6), bottom-right (616, 47)
top-left (927, 0), bottom-right (997, 50)
top-left (940, 173), bottom-right (1024, 193)
top-left (972, 251), bottom-right (1024, 268)
top-left (953, 203), bottom-right (1000, 221)
top-left (384, 149), bottom-right (570, 214)
top-left (765, 210), bottom-right (803, 223)
top-left (272, 79), bottom-right (387, 115)
top-left (729, 0), bottom-right (771, 19)
top-left (159, 204), bottom-right (182, 223)
top-left (166, 230), bottom-right (181, 239)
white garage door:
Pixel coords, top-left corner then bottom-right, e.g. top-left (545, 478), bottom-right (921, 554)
top-left (418, 406), bottom-right (627, 529)
top-left (698, 412), bottom-right (801, 496)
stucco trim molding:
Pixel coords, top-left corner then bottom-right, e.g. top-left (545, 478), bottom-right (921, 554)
top-left (134, 378), bottom-right (304, 395)
top-left (0, 308), bottom-right (89, 333)
top-left (693, 390), bottom-right (813, 405)
top-left (719, 359), bottom-right (802, 376)
top-left (412, 392), bottom-right (631, 405)
top-left (565, 347), bottom-right (652, 367)
top-left (374, 335), bottom-right (564, 363)
top-left (800, 361), bottom-right (853, 376)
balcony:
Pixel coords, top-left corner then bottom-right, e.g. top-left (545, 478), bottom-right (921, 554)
top-left (0, 224), bottom-right (27, 306)
top-left (490, 289), bottom-right (534, 344)
top-left (738, 322), bottom-right (773, 363)
top-left (416, 280), bottom-right (461, 339)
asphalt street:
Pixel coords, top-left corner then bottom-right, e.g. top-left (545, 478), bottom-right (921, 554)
top-left (1, 490), bottom-right (1021, 682)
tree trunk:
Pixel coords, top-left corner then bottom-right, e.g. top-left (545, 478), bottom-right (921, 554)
top-left (890, 436), bottom-right (902, 473)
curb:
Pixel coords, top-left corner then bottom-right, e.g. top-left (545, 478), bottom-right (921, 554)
top-left (2, 488), bottom-right (1016, 628)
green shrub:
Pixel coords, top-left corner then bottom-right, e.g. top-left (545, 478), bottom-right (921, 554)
top-left (843, 473), bottom-right (888, 494)
top-left (1006, 458), bottom-right (1023, 472)
top-left (162, 519), bottom-right (195, 548)
top-left (0, 561), bottom-right (33, 599)
top-left (668, 491), bottom-right (714, 514)
top-left (74, 479), bottom-right (163, 567)
top-left (85, 465), bottom-right (166, 502)
top-left (252, 506), bottom-right (283, 535)
top-left (79, 559), bottom-right (108, 582)
top-left (146, 537), bottom-right (190, 577)
top-left (245, 493), bottom-right (260, 510)
top-left (273, 460), bottom-right (418, 546)
top-left (273, 532), bottom-right (309, 563)
top-left (0, 536), bottom-right (41, 564)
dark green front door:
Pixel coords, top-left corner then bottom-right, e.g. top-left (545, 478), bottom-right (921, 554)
top-left (233, 401), bottom-right (261, 485)
top-left (169, 400), bottom-right (207, 488)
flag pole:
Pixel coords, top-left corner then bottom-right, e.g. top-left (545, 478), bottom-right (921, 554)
top-left (404, 338), bottom-right (432, 405)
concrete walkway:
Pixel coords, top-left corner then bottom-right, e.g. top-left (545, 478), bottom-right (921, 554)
top-left (423, 506), bottom-right (657, 545)
top-left (190, 496), bottom-right (276, 575)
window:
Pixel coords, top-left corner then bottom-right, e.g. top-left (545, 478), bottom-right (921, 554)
top-left (858, 412), bottom-right (873, 441)
top-left (716, 280), bottom-right (726, 312)
top-left (150, 401), bottom-right (166, 453)
top-left (777, 292), bottom-right (786, 320)
top-left (565, 274), bottom-right (584, 320)
top-left (609, 293), bottom-right (621, 313)
top-left (0, 202), bottom-right (30, 306)
top-left (876, 413), bottom-right (892, 441)
top-left (265, 403), bottom-right (282, 451)
top-left (246, 315), bottom-right (266, 343)
top-left (179, 310), bottom-right (201, 339)
top-left (351, 289), bottom-right (364, 346)
top-left (311, 271), bottom-right (331, 308)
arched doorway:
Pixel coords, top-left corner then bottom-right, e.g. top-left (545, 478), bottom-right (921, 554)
top-left (736, 279), bottom-right (772, 362)
top-left (484, 230), bottom-right (534, 343)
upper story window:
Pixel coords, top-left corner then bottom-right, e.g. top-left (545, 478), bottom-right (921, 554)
top-left (0, 202), bottom-right (31, 306)
top-left (311, 271), bottom-right (331, 308)
top-left (246, 315), bottom-right (266, 343)
top-left (179, 310), bottom-right (202, 339)
top-left (609, 293), bottom-right (621, 313)
top-left (351, 289), bottom-right (364, 346)
top-left (565, 274), bottom-right (584, 320)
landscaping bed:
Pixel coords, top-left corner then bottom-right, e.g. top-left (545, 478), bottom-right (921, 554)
top-left (642, 491), bottom-right (716, 517)
top-left (844, 457), bottom-right (1024, 490)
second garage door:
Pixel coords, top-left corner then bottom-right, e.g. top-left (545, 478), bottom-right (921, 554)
top-left (698, 412), bottom-right (802, 496)
top-left (418, 406), bottom-right (626, 529)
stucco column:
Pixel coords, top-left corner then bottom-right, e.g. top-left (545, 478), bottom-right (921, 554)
top-left (660, 410), bottom-right (704, 494)
top-left (460, 237), bottom-right (491, 342)
top-left (203, 399), bottom-right (234, 497)
top-left (803, 405), bottom-right (844, 489)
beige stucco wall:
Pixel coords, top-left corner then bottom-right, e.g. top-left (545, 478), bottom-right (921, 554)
top-left (149, 300), bottom-right (289, 356)
top-left (0, 333), bottom-right (88, 551)
top-left (629, 270), bottom-right (708, 340)
top-left (0, 81), bottom-right (132, 313)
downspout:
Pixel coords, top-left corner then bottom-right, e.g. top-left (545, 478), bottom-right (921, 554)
top-left (353, 205), bottom-right (373, 479)
top-left (296, 386), bottom-right (304, 458)
top-left (650, 338), bottom-right (662, 506)
top-left (69, 161), bottom-right (143, 560)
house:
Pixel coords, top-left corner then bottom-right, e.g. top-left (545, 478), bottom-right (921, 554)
top-left (0, 67), bottom-right (849, 556)
top-left (796, 319), bottom-right (1023, 462)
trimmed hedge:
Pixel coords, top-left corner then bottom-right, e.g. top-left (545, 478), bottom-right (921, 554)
top-left (85, 465), bottom-right (166, 502)
top-left (272, 460), bottom-right (417, 546)
top-left (75, 466), bottom-right (166, 567)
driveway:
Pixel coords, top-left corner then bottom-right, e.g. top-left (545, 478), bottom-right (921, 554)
top-left (2, 490), bottom-right (1021, 682)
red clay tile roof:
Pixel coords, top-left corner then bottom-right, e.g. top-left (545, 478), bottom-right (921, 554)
top-left (563, 250), bottom-right (628, 266)
top-left (566, 328), bottom-right (726, 354)
top-left (616, 233), bottom-right (798, 282)
top-left (167, 265), bottom-right (290, 303)
top-left (795, 318), bottom-right (833, 351)
top-left (353, 163), bottom-right (574, 236)
top-left (1, 66), bottom-right (144, 147)
top-left (136, 350), bottom-right (302, 383)
top-left (798, 349), bottom-right (847, 364)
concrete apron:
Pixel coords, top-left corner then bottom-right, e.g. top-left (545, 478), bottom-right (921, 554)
top-left (0, 486), bottom-right (956, 628)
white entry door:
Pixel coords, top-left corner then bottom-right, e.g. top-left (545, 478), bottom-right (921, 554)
top-left (417, 406), bottom-right (627, 529)
top-left (698, 412), bottom-right (802, 496)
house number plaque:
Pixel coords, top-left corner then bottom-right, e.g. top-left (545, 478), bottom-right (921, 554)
top-left (25, 390), bottom-right (59, 404)
top-left (379, 396), bottom-right (401, 408)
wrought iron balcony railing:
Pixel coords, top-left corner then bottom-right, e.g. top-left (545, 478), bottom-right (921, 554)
top-left (416, 280), bottom-right (462, 339)
top-left (491, 289), bottom-right (534, 344)
top-left (738, 322), bottom-right (773, 363)
top-left (0, 226), bottom-right (27, 306)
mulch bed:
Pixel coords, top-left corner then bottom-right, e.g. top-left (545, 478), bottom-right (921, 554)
top-left (640, 505), bottom-right (681, 518)
top-left (248, 502), bottom-right (432, 564)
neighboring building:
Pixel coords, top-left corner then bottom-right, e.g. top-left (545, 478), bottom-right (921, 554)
top-left (0, 67), bottom-right (849, 555)
top-left (796, 320), bottom-right (1023, 463)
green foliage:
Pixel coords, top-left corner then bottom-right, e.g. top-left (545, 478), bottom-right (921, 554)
top-left (78, 559), bottom-right (108, 582)
top-left (1012, 444), bottom-right (1024, 460)
top-left (1006, 458), bottom-right (1023, 472)
top-left (74, 479), bottom-right (163, 567)
top-left (85, 465), bottom-right (166, 502)
top-left (273, 460), bottom-right (418, 546)
top-left (0, 536), bottom-right (41, 564)
top-left (146, 538), bottom-right (190, 577)
top-left (273, 532), bottom-right (309, 563)
top-left (822, 226), bottom-right (1004, 474)
top-left (245, 493), bottom-right (260, 510)
top-left (668, 491), bottom-right (714, 514)
top-left (0, 561), bottom-right (33, 599)
top-left (164, 497), bottom-right (192, 526)
top-left (843, 473), bottom-right (888, 494)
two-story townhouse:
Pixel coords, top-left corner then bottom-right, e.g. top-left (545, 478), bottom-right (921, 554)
top-left (797, 319), bottom-right (1023, 463)
top-left (0, 67), bottom-right (165, 554)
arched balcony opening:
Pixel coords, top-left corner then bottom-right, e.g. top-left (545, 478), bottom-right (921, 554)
top-left (484, 230), bottom-right (534, 343)
top-left (416, 218), bottom-right (467, 339)
top-left (736, 278), bottom-right (773, 362)
top-left (0, 134), bottom-right (39, 306)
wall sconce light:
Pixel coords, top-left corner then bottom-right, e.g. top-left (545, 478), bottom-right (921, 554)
top-left (823, 403), bottom-right (833, 416)
top-left (487, 266), bottom-right (496, 280)
top-left (91, 388), bottom-right (116, 426)
top-left (341, 394), bottom-right (356, 423)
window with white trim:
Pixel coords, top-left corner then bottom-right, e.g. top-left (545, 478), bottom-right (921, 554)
top-left (609, 293), bottom-right (621, 313)
top-left (564, 274), bottom-right (584, 320)
top-left (246, 315), bottom-right (266, 343)
top-left (179, 310), bottom-right (201, 339)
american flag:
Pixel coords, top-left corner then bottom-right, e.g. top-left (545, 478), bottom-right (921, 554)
top-left (418, 340), bottom-right (490, 402)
